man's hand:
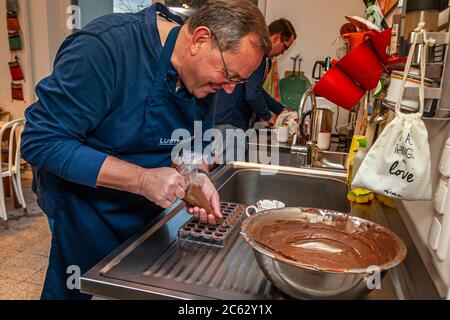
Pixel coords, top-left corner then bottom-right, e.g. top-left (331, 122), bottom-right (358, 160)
top-left (266, 113), bottom-right (278, 128)
top-left (186, 175), bottom-right (222, 225)
top-left (138, 167), bottom-right (187, 209)
top-left (97, 157), bottom-right (219, 220)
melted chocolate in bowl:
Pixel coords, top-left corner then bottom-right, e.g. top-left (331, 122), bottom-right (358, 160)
top-left (246, 209), bottom-right (403, 272)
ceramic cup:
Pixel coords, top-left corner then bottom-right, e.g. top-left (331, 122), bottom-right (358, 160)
top-left (245, 200), bottom-right (286, 217)
top-left (317, 131), bottom-right (332, 150)
top-left (275, 126), bottom-right (289, 143)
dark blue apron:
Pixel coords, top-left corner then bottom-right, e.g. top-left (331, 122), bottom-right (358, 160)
top-left (38, 24), bottom-right (205, 300)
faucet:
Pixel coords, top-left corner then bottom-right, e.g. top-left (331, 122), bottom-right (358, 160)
top-left (291, 89), bottom-right (317, 167)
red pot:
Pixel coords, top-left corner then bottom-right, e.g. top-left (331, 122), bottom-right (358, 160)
top-left (337, 41), bottom-right (384, 91)
top-left (342, 32), bottom-right (367, 50)
top-left (367, 28), bottom-right (392, 65)
top-left (314, 65), bottom-right (365, 110)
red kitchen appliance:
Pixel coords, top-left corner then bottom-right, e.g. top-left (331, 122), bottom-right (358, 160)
top-left (342, 32), bottom-right (366, 50)
top-left (314, 64), bottom-right (366, 110)
top-left (314, 28), bottom-right (403, 110)
top-left (337, 41), bottom-right (385, 90)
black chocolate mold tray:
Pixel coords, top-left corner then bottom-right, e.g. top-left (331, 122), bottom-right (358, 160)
top-left (178, 202), bottom-right (246, 248)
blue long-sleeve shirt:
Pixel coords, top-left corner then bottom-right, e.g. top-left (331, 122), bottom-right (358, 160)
top-left (21, 7), bottom-right (213, 189)
top-left (214, 58), bottom-right (285, 130)
top-left (20, 5), bottom-right (219, 301)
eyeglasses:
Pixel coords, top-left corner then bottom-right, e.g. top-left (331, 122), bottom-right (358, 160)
top-left (212, 34), bottom-right (249, 86)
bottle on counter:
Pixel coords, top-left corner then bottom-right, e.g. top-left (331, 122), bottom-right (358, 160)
top-left (346, 135), bottom-right (365, 185)
top-left (347, 137), bottom-right (374, 204)
top-left (351, 138), bottom-right (368, 183)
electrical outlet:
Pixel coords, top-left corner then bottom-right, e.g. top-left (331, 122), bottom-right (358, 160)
top-left (439, 138), bottom-right (450, 177)
top-left (435, 178), bottom-right (449, 214)
top-left (437, 210), bottom-right (450, 261)
top-left (429, 217), bottom-right (442, 251)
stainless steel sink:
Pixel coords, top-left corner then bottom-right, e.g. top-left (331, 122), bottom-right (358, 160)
top-left (248, 148), bottom-right (306, 167)
top-left (314, 150), bottom-right (349, 171)
top-left (218, 167), bottom-right (350, 213)
top-left (248, 132), bottom-right (348, 172)
top-left (248, 149), bottom-right (348, 172)
top-left (81, 163), bottom-right (443, 300)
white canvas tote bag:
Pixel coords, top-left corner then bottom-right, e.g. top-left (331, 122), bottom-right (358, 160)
top-left (352, 24), bottom-right (434, 200)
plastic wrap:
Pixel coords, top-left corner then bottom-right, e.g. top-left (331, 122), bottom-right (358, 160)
top-left (175, 152), bottom-right (214, 215)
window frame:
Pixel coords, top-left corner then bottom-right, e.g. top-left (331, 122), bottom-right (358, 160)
top-left (153, 0), bottom-right (267, 17)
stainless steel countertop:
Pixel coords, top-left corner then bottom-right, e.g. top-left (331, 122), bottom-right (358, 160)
top-left (81, 163), bottom-right (445, 300)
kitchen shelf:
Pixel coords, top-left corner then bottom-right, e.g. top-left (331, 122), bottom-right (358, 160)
top-left (403, 87), bottom-right (443, 100)
top-left (409, 32), bottom-right (450, 46)
top-left (382, 100), bottom-right (450, 121)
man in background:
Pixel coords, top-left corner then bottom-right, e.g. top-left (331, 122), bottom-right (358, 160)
top-left (213, 18), bottom-right (297, 160)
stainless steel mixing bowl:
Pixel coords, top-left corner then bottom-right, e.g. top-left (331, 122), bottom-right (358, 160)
top-left (240, 207), bottom-right (407, 300)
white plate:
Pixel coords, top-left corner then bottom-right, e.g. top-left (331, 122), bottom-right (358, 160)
top-left (274, 110), bottom-right (299, 136)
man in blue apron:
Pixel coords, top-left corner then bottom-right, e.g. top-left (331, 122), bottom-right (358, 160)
top-left (21, 1), bottom-right (271, 300)
top-left (213, 19), bottom-right (297, 160)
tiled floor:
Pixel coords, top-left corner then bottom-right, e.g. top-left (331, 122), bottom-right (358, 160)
top-left (0, 179), bottom-right (50, 300)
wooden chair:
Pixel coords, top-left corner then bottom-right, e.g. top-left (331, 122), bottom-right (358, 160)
top-left (0, 119), bottom-right (27, 227)
top-left (0, 110), bottom-right (19, 207)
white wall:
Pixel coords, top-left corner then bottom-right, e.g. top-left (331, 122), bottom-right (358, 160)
top-left (0, 0), bottom-right (32, 119)
top-left (404, 28), bottom-right (450, 288)
top-left (265, 0), bottom-right (366, 80)
top-left (46, 0), bottom-right (71, 70)
top-left (28, 0), bottom-right (70, 89)
top-left (28, 0), bottom-right (51, 85)
top-left (0, 0), bottom-right (69, 120)
top-left (403, 120), bottom-right (450, 288)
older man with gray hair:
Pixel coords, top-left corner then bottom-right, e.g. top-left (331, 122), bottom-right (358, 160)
top-left (21, 0), bottom-right (270, 300)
